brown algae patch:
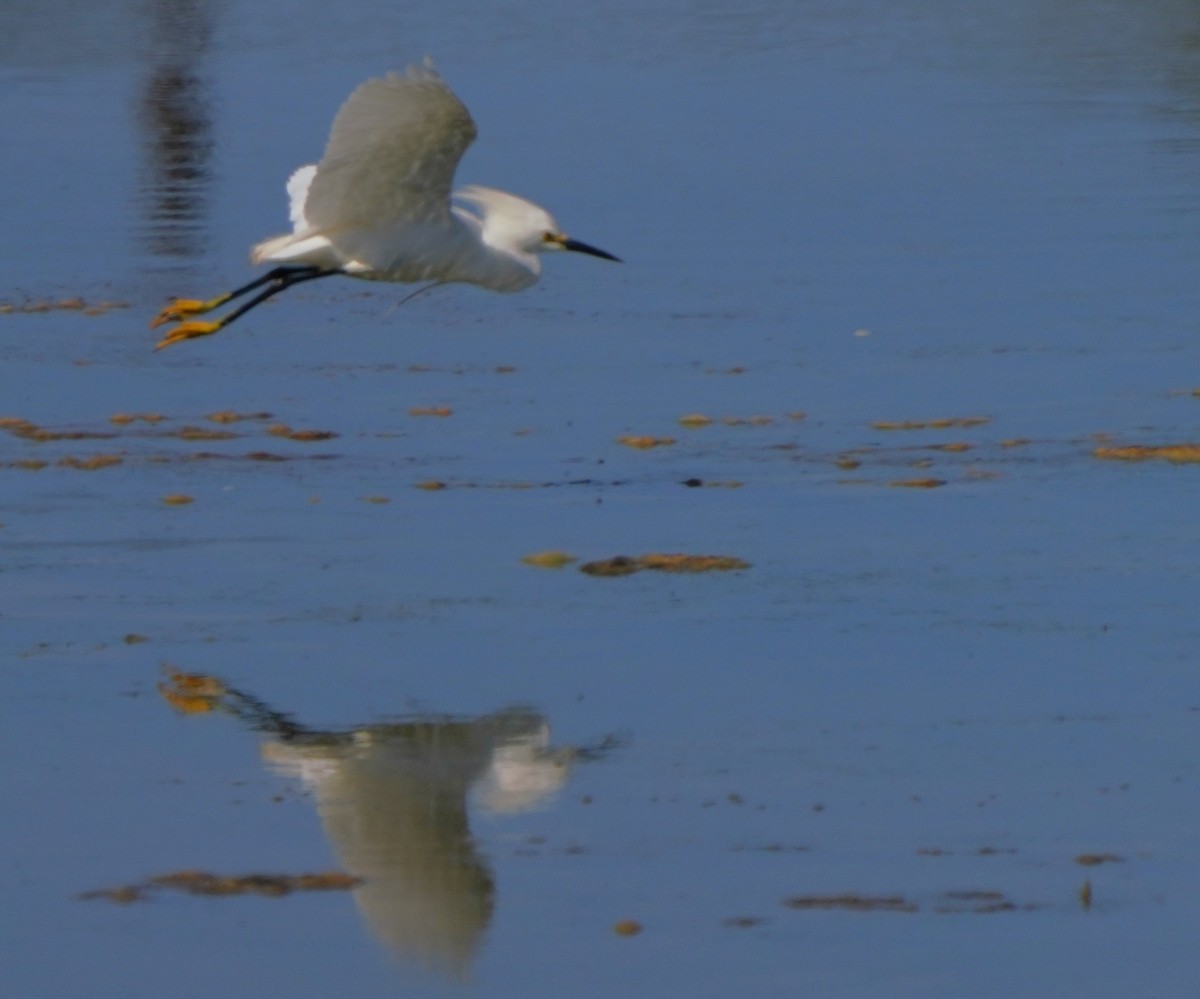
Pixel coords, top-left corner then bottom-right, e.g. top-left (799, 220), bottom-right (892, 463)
top-left (521, 550), bottom-right (578, 569)
top-left (57, 454), bottom-right (123, 471)
top-left (782, 894), bottom-right (917, 913)
top-left (872, 417), bottom-right (991, 431)
top-left (0, 296), bottom-right (130, 315)
top-left (170, 426), bottom-right (239, 441)
top-left (265, 423), bottom-right (339, 441)
top-left (580, 553), bottom-right (750, 576)
top-left (616, 435), bottom-right (677, 449)
top-left (612, 919), bottom-right (643, 937)
top-left (889, 477), bottom-right (947, 489)
top-left (207, 410), bottom-right (272, 424)
top-left (409, 406), bottom-right (453, 417)
top-left (161, 494), bottom-right (194, 506)
top-left (81, 870), bottom-right (362, 903)
top-left (1075, 853), bottom-right (1124, 866)
top-left (1094, 444), bottom-right (1200, 463)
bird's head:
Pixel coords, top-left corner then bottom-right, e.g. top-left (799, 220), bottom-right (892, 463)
top-left (455, 185), bottom-right (621, 262)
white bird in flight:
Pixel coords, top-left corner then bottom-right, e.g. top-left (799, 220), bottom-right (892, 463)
top-left (151, 62), bottom-right (620, 349)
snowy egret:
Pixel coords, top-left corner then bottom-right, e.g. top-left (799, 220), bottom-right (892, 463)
top-left (151, 61), bottom-right (620, 349)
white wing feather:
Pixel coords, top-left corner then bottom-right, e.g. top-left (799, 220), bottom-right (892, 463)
top-left (287, 164), bottom-right (318, 231)
top-left (305, 64), bottom-right (476, 239)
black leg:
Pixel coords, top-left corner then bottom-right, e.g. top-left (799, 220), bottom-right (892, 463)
top-left (214, 267), bottom-right (339, 330)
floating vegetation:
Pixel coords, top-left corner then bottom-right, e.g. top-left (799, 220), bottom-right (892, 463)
top-left (265, 423), bottom-right (339, 441)
top-left (0, 296), bottom-right (130, 316)
top-left (1075, 853), bottom-right (1124, 866)
top-left (680, 478), bottom-right (743, 488)
top-left (612, 919), bottom-right (643, 937)
top-left (109, 412), bottom-right (166, 426)
top-left (161, 494), bottom-right (194, 506)
top-left (1094, 444), bottom-right (1200, 464)
top-left (678, 413), bottom-right (713, 427)
top-left (170, 425), bottom-right (239, 441)
top-left (521, 550), bottom-right (578, 569)
top-left (872, 417), bottom-right (991, 431)
top-left (57, 454), bottom-right (123, 471)
top-left (782, 890), bottom-right (1034, 915)
top-left (415, 480), bottom-right (447, 490)
top-left (80, 869), bottom-right (362, 903)
top-left (207, 410), bottom-right (271, 424)
top-left (409, 406), bottom-right (453, 417)
top-left (721, 415), bottom-right (773, 426)
top-left (616, 435), bottom-right (676, 449)
top-left (722, 916), bottom-right (768, 928)
top-left (580, 553), bottom-right (750, 576)
top-left (0, 418), bottom-right (115, 442)
top-left (782, 894), bottom-right (917, 913)
top-left (889, 477), bottom-right (947, 489)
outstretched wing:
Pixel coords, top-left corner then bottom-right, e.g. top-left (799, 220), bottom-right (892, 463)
top-left (304, 63), bottom-right (477, 236)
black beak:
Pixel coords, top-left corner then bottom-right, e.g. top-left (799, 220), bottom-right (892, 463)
top-left (562, 237), bottom-right (622, 263)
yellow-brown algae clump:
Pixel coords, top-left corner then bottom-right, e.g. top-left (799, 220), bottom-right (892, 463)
top-left (580, 553), bottom-right (750, 576)
top-left (677, 413), bottom-right (713, 428)
top-left (616, 435), bottom-right (676, 449)
top-left (521, 550), bottom-right (577, 569)
top-left (57, 455), bottom-right (123, 470)
top-left (161, 494), bottom-right (194, 506)
top-left (890, 478), bottom-right (946, 489)
top-left (640, 553), bottom-right (750, 572)
top-left (612, 919), bottom-right (643, 937)
top-left (266, 423), bottom-right (338, 441)
top-left (872, 417), bottom-right (990, 431)
top-left (1094, 444), bottom-right (1200, 464)
top-left (409, 406), bottom-right (453, 417)
top-left (172, 426), bottom-right (238, 441)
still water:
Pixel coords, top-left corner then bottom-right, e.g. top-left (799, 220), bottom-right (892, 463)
top-left (2, 1), bottom-right (1199, 996)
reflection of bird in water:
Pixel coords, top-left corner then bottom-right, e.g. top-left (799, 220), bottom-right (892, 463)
top-left (151, 61), bottom-right (619, 348)
top-left (263, 713), bottom-right (569, 976)
top-left (158, 670), bottom-right (615, 979)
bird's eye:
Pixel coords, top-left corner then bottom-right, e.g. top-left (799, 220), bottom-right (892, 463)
top-left (541, 231), bottom-right (557, 243)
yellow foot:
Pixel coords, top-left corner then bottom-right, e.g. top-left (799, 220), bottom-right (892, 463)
top-left (155, 320), bottom-right (224, 350)
top-left (150, 295), bottom-right (231, 329)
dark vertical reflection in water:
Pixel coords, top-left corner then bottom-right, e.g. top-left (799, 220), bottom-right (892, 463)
top-left (136, 0), bottom-right (217, 260)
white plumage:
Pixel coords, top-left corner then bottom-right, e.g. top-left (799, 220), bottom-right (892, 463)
top-left (152, 61), bottom-right (619, 349)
